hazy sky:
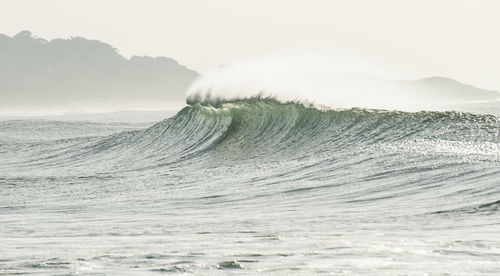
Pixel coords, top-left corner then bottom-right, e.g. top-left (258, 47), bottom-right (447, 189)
top-left (1, 0), bottom-right (499, 90)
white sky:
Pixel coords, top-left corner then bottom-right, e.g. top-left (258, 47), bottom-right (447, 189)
top-left (1, 0), bottom-right (499, 91)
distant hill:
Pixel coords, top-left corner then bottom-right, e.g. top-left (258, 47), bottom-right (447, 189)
top-left (311, 73), bottom-right (500, 111)
top-left (0, 31), bottom-right (199, 111)
top-left (329, 73), bottom-right (499, 102)
top-left (410, 76), bottom-right (499, 101)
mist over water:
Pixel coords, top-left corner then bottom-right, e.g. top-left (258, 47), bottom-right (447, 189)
top-left (3, 0), bottom-right (500, 274)
top-left (2, 51), bottom-right (500, 276)
top-left (2, 53), bottom-right (500, 273)
top-left (187, 57), bottom-right (500, 112)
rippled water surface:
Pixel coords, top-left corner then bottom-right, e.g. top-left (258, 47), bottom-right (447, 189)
top-left (1, 100), bottom-right (500, 275)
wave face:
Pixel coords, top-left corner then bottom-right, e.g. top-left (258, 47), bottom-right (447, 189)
top-left (1, 99), bottom-right (500, 275)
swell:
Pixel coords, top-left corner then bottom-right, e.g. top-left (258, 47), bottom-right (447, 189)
top-left (3, 98), bottom-right (500, 169)
top-left (178, 98), bottom-right (500, 163)
top-left (1, 98), bottom-right (500, 217)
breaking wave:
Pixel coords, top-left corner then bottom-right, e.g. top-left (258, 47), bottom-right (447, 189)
top-left (2, 98), bottom-right (500, 275)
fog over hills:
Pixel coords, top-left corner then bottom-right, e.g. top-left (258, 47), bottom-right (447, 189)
top-left (1, 31), bottom-right (499, 114)
top-left (0, 31), bottom-right (199, 112)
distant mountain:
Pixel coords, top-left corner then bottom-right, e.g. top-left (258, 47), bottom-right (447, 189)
top-left (0, 31), bottom-right (199, 111)
top-left (411, 76), bottom-right (499, 101)
top-left (325, 73), bottom-right (499, 104)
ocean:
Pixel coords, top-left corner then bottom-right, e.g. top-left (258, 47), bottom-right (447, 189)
top-left (1, 98), bottom-right (499, 275)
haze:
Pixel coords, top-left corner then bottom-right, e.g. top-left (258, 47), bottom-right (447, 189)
top-left (1, 0), bottom-right (499, 92)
